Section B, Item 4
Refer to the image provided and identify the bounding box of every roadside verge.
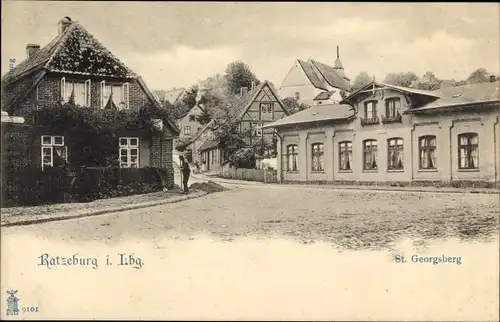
[192,173,499,194]
[1,190,209,228]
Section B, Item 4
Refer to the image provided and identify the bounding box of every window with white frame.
[252,122,263,136]
[60,77,91,107]
[41,135,67,170]
[100,81,130,110]
[184,126,191,135]
[260,103,273,114]
[256,122,263,136]
[119,137,139,168]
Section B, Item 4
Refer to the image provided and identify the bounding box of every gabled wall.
[177,105,204,141]
[278,60,326,106]
[239,83,286,146]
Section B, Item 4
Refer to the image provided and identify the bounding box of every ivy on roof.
[47,26,132,78]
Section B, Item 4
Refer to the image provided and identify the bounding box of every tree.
[411,71,441,90]
[351,71,372,92]
[180,85,198,109]
[224,61,260,95]
[282,97,311,114]
[161,100,181,119]
[197,107,212,125]
[211,106,246,158]
[383,72,418,87]
[466,68,490,84]
[282,97,300,114]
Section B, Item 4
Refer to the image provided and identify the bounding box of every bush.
[229,147,256,168]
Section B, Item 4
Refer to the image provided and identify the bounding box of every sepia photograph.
[1,1,499,320]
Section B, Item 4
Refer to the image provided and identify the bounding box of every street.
[1,182,499,320]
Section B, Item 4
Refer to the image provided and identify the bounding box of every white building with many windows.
[265,81,500,187]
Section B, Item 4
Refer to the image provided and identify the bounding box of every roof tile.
[410,81,500,111]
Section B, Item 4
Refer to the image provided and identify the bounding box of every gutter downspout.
[494,116,499,185]
[449,121,455,183]
[410,124,415,182]
[274,129,284,184]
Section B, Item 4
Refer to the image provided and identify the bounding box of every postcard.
[1,1,499,320]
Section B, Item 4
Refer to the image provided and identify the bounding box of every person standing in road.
[179,155,191,193]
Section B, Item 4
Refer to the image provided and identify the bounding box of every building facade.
[176,104,204,142]
[278,47,351,106]
[188,81,290,172]
[266,81,500,187]
[1,17,179,186]
[153,87,186,105]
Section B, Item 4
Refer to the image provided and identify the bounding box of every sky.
[1,2,499,91]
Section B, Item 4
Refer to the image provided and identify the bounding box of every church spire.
[334,45,347,80]
[334,46,344,70]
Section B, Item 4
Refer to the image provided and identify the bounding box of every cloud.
[120,45,242,90]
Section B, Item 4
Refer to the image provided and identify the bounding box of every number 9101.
[22,306,39,313]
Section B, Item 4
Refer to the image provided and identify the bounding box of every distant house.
[1,17,179,185]
[154,88,186,105]
[265,80,500,187]
[187,81,290,172]
[312,91,338,106]
[278,46,351,106]
[175,103,204,145]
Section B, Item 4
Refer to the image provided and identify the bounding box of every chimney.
[251,81,255,91]
[26,44,40,59]
[240,87,248,97]
[490,75,497,83]
[58,16,72,35]
[337,46,339,59]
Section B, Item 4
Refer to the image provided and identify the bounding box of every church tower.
[333,46,348,81]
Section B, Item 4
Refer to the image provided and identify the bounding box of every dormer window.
[364,101,377,120]
[361,100,379,125]
[100,81,129,110]
[60,78,91,107]
[386,98,401,118]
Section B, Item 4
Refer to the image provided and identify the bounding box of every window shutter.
[122,83,129,109]
[100,80,105,109]
[60,77,66,102]
[85,79,91,107]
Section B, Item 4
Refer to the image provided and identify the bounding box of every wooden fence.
[220,168,277,183]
